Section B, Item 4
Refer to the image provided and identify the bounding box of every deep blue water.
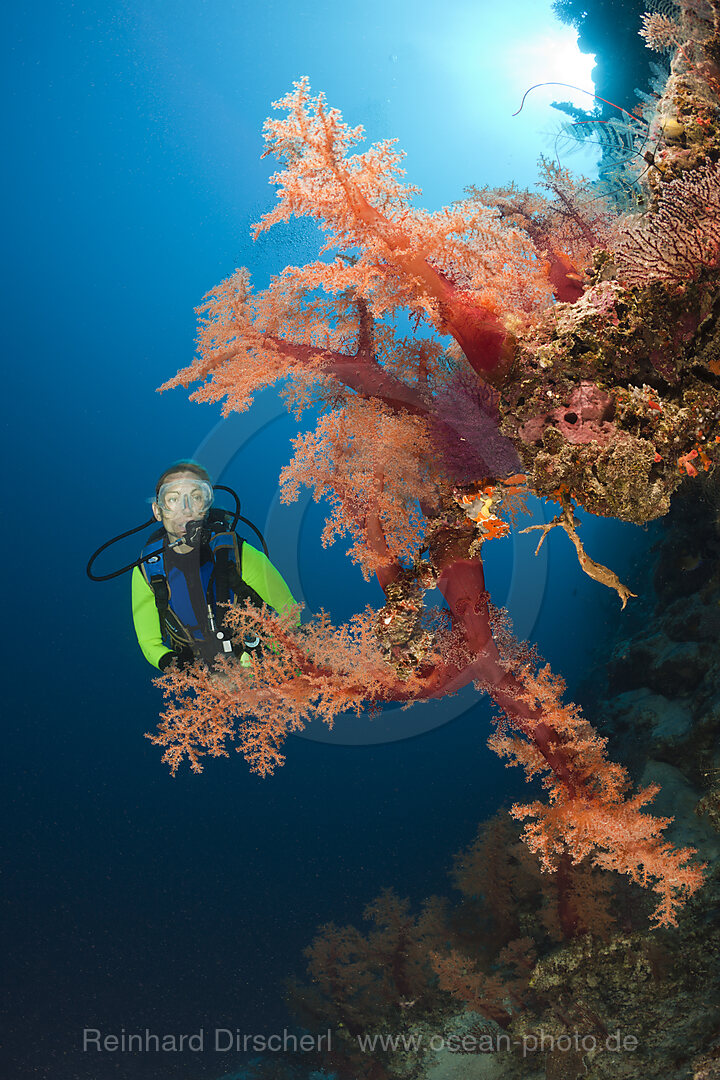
[4,3,653,1078]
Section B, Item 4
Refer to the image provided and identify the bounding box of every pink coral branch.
[426,542,705,925]
[319,138,516,382]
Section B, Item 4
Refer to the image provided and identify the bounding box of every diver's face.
[152,472,211,542]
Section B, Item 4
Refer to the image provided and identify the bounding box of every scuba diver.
[87,461,297,671]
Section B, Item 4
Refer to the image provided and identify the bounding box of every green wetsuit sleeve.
[131,566,173,669]
[241,543,298,619]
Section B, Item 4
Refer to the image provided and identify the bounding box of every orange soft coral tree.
[149,77,716,927]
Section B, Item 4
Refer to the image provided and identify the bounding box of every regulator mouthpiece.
[184,520,209,548]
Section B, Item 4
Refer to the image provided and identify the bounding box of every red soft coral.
[152,81,708,928]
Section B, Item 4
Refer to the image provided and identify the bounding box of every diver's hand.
[158,645,195,672]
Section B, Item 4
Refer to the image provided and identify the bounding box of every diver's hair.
[155,460,212,499]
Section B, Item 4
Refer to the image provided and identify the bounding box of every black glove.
[158,645,195,672]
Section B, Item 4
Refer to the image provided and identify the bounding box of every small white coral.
[640,11,684,50]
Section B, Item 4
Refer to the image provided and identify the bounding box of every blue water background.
[4,3,654,1077]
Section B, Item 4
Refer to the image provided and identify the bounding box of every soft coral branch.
[253,78,555,382]
[159,268,431,419]
[279,397,434,581]
[425,536,705,926]
[484,644,706,928]
[146,601,457,777]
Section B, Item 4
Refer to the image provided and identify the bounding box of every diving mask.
[156,478,214,516]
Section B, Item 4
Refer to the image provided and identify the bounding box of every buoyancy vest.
[139,512,264,660]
